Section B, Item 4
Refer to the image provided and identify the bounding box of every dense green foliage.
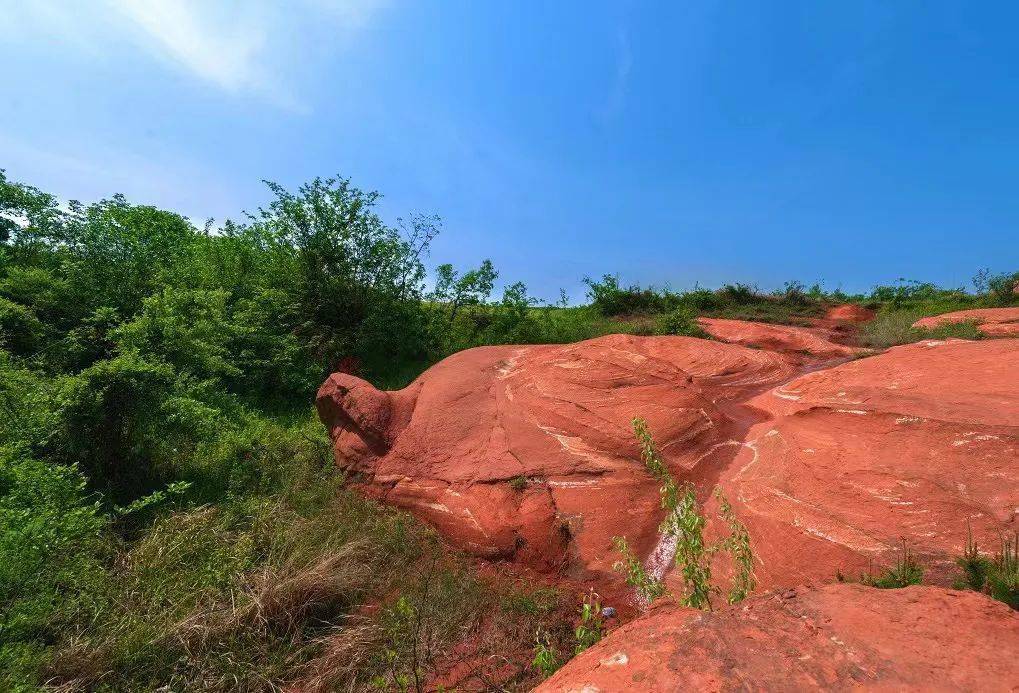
[0,171,581,691]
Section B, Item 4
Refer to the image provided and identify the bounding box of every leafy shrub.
[622,418,756,610]
[716,283,758,305]
[654,306,705,337]
[0,448,107,688]
[0,297,43,356]
[870,279,966,307]
[114,288,241,385]
[249,177,437,380]
[974,269,1019,305]
[0,353,59,451]
[53,353,190,501]
[583,274,673,316]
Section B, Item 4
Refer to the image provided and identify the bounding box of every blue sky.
[2,1,1018,300]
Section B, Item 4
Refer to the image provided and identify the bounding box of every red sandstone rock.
[711,338,1019,589]
[913,307,1019,337]
[318,334,1019,598]
[826,303,875,323]
[537,584,1019,692]
[697,317,862,358]
[317,334,800,583]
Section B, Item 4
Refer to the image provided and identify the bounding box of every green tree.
[114,288,241,385]
[247,177,437,378]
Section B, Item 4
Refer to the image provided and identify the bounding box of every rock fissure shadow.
[685,355,855,496]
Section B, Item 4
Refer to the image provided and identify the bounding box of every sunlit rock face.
[713,338,1019,589]
[317,333,800,582]
[318,331,1019,596]
[537,584,1019,692]
[697,316,862,357]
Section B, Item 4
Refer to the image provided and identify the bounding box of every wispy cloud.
[2,0,390,110]
[110,0,268,94]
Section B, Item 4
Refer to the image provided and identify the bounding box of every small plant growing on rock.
[956,526,1019,610]
[508,475,528,491]
[618,418,756,611]
[532,629,561,678]
[715,487,755,604]
[955,522,992,592]
[862,539,924,588]
[573,589,605,655]
[988,533,1019,609]
[612,536,666,604]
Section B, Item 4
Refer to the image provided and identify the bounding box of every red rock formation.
[318,334,1019,598]
[913,307,1019,337]
[537,584,1019,692]
[697,317,861,358]
[825,303,875,323]
[711,338,1019,589]
[317,334,800,583]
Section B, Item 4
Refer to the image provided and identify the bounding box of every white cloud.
[109,0,267,94]
[1,0,391,109]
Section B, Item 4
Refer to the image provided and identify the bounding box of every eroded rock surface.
[537,584,1019,692]
[697,317,861,358]
[712,338,1019,588]
[318,333,1019,595]
[913,307,1019,336]
[317,334,800,581]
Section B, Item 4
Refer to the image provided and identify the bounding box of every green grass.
[0,412,573,692]
[955,528,1019,610]
[859,308,984,349]
[862,541,924,589]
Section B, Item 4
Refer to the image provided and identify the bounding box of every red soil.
[826,303,876,323]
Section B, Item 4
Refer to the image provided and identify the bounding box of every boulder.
[537,584,1019,692]
[317,334,801,582]
[318,334,1019,598]
[913,307,1019,337]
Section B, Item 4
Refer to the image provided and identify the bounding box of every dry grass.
[33,489,573,692]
